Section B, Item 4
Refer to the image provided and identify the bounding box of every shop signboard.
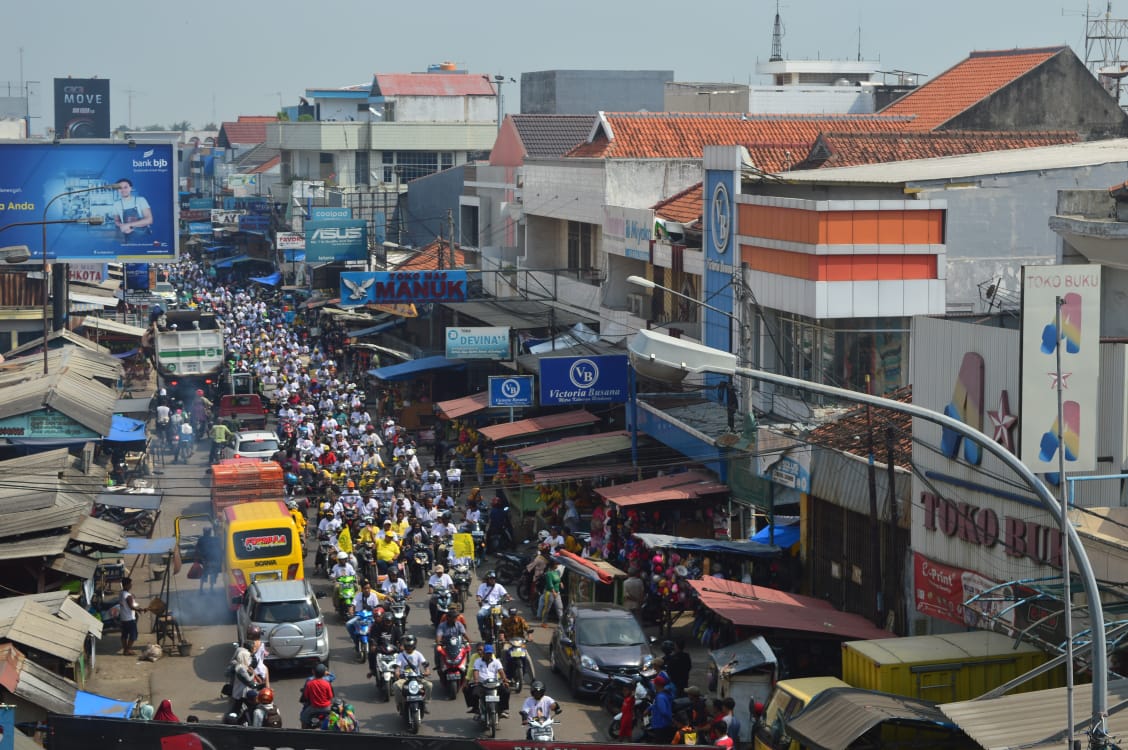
[603,204,655,260]
[310,206,352,220]
[307,219,367,263]
[238,214,270,233]
[188,197,213,210]
[489,375,534,407]
[124,263,149,291]
[188,222,212,235]
[68,263,108,283]
[540,354,629,405]
[0,409,100,441]
[0,141,177,261]
[339,270,467,307]
[446,327,510,359]
[276,232,305,250]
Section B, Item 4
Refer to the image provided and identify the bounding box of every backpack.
[261,706,283,728]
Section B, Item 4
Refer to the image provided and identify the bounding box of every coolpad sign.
[539,355,629,405]
[305,218,367,263]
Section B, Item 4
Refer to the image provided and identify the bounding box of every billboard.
[124,263,149,291]
[446,327,510,359]
[340,270,468,307]
[307,219,367,263]
[604,204,655,260]
[276,232,305,250]
[0,141,177,261]
[540,354,629,405]
[53,78,110,139]
[1019,265,1102,473]
[489,375,535,408]
[310,206,352,220]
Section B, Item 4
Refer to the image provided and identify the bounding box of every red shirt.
[619,695,635,740]
[716,736,734,748]
[302,678,334,708]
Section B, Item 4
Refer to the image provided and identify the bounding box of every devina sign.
[446,327,510,359]
[1019,264,1102,473]
[340,270,468,307]
[540,355,629,405]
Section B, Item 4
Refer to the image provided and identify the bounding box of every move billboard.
[0,141,177,261]
[307,219,367,263]
[53,78,110,139]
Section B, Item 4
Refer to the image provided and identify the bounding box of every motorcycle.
[92,504,157,537]
[601,667,658,715]
[430,586,454,627]
[608,681,653,740]
[400,668,426,734]
[315,532,335,577]
[504,637,534,693]
[495,552,528,585]
[385,591,409,640]
[464,521,486,567]
[478,678,503,738]
[527,714,561,742]
[486,604,507,650]
[299,668,337,729]
[371,633,398,702]
[451,562,472,607]
[335,575,358,620]
[351,608,374,662]
[409,548,430,589]
[355,543,378,585]
[436,634,470,698]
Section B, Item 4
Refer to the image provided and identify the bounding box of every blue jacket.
[650,684,676,730]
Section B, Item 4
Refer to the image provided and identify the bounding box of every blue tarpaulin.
[111,348,140,360]
[212,254,249,269]
[750,522,800,549]
[249,271,282,286]
[203,244,233,254]
[633,533,779,558]
[367,355,465,382]
[122,537,176,555]
[73,690,134,718]
[105,415,147,443]
[284,249,306,263]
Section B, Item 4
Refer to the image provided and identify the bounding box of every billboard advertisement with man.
[0,141,177,261]
[53,78,111,139]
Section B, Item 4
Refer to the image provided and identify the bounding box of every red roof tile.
[393,239,467,271]
[373,73,495,97]
[652,182,704,225]
[217,116,276,148]
[881,47,1065,130]
[798,129,1079,169]
[808,385,913,468]
[566,113,913,171]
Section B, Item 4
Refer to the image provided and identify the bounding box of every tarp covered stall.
[249,271,282,286]
[633,533,779,559]
[709,636,778,744]
[367,355,466,382]
[478,410,599,444]
[555,550,626,605]
[435,392,491,420]
[750,520,800,550]
[104,415,147,443]
[597,471,728,507]
[72,689,135,718]
[788,687,965,750]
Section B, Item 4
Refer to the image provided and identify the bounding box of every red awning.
[436,392,490,420]
[597,470,728,506]
[478,409,599,443]
[687,578,893,641]
[555,550,626,585]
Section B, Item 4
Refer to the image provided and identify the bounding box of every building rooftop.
[372,73,495,98]
[797,129,1079,169]
[652,182,704,225]
[510,114,598,159]
[217,115,276,148]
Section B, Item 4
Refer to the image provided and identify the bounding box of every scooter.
[371,632,398,702]
[609,681,654,740]
[430,586,454,626]
[409,548,430,589]
[478,678,503,738]
[436,634,470,698]
[399,668,426,734]
[350,608,374,662]
[451,562,472,607]
[526,713,561,742]
[385,590,408,640]
[504,636,534,693]
[335,574,358,620]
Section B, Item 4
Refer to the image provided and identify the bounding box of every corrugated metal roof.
[3,329,109,358]
[443,299,596,330]
[478,409,599,443]
[787,687,957,750]
[373,73,496,97]
[781,137,1128,185]
[515,339,625,373]
[940,678,1128,750]
[435,392,490,419]
[48,552,97,580]
[0,643,77,715]
[0,368,117,437]
[77,316,147,338]
[0,598,93,662]
[26,593,102,640]
[70,515,127,551]
[506,431,633,471]
[0,536,70,561]
[0,345,123,386]
[846,630,1043,665]
[597,470,728,506]
[530,462,638,482]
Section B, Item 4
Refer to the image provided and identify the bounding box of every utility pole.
[447,208,455,270]
[483,74,515,132]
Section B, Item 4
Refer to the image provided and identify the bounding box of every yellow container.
[841,630,1062,703]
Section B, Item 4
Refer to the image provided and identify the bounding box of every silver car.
[235,579,329,668]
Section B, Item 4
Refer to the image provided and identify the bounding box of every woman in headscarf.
[153,699,180,722]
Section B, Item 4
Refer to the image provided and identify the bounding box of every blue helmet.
[483,644,494,654]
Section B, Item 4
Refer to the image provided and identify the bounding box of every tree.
[202,122,218,131]
[276,111,290,122]
[169,120,192,132]
[142,124,164,131]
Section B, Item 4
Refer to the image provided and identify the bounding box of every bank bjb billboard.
[0,141,177,261]
[54,78,111,139]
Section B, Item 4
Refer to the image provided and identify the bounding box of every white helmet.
[337,551,348,561]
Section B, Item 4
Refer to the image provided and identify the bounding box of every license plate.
[406,695,424,702]
[510,649,526,657]
[446,672,461,680]
[485,695,500,702]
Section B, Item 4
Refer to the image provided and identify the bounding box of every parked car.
[224,430,280,461]
[548,603,654,697]
[235,578,329,668]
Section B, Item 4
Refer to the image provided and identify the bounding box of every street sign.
[489,375,534,408]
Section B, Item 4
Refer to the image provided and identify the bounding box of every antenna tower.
[769,0,785,62]
[1083,1,1128,104]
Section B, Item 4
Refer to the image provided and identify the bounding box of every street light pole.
[628,327,1110,746]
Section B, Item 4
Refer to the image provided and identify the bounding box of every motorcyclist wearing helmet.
[521,681,561,738]
[475,570,511,641]
[331,551,357,602]
[251,687,282,728]
[287,500,307,537]
[391,634,432,712]
[464,642,510,717]
[245,624,270,688]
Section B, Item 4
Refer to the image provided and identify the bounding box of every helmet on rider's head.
[196,389,204,396]
[661,639,676,656]
[401,634,417,650]
[257,688,275,704]
[538,530,550,542]
[337,551,348,562]
[507,607,518,618]
[530,681,546,699]
[485,570,497,580]
[246,625,263,640]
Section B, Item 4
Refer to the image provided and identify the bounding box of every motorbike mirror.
[559,637,573,648]
[648,636,658,645]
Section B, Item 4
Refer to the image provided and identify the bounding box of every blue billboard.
[489,375,535,408]
[310,206,353,220]
[0,141,177,261]
[446,327,510,359]
[340,270,468,307]
[124,263,149,291]
[540,354,629,405]
[306,219,367,263]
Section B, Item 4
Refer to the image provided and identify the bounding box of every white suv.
[235,579,329,668]
[225,430,280,461]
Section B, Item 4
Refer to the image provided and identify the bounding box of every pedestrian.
[118,577,144,656]
[539,559,563,628]
[194,528,222,592]
[667,637,693,696]
[713,720,734,749]
[153,699,180,722]
[623,567,645,619]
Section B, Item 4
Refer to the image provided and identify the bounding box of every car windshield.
[155,283,173,293]
[576,616,647,647]
[252,599,318,623]
[240,438,278,453]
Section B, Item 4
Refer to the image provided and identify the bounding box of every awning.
[597,470,728,506]
[527,323,600,354]
[348,318,403,340]
[436,392,491,420]
[78,317,146,339]
[507,431,632,471]
[69,291,117,308]
[367,355,466,381]
[203,244,233,253]
[111,348,140,359]
[73,690,135,718]
[0,643,77,715]
[709,635,777,676]
[249,271,282,286]
[302,297,337,310]
[122,536,176,555]
[212,254,250,268]
[104,414,147,442]
[479,409,599,443]
[788,687,958,750]
[114,397,151,416]
[515,339,625,373]
[687,578,893,640]
[555,549,625,584]
[95,489,162,512]
[444,299,596,330]
[633,533,780,558]
[751,521,800,549]
[531,462,638,482]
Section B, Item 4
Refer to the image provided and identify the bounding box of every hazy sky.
[0,0,1103,133]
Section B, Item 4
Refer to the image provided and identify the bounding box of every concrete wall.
[605,159,701,208]
[522,160,606,224]
[748,86,875,114]
[402,165,466,248]
[393,95,495,123]
[521,70,673,114]
[945,51,1128,139]
[316,98,373,122]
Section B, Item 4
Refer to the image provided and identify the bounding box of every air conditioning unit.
[627,293,646,317]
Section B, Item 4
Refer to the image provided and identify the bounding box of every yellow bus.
[220,500,304,609]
